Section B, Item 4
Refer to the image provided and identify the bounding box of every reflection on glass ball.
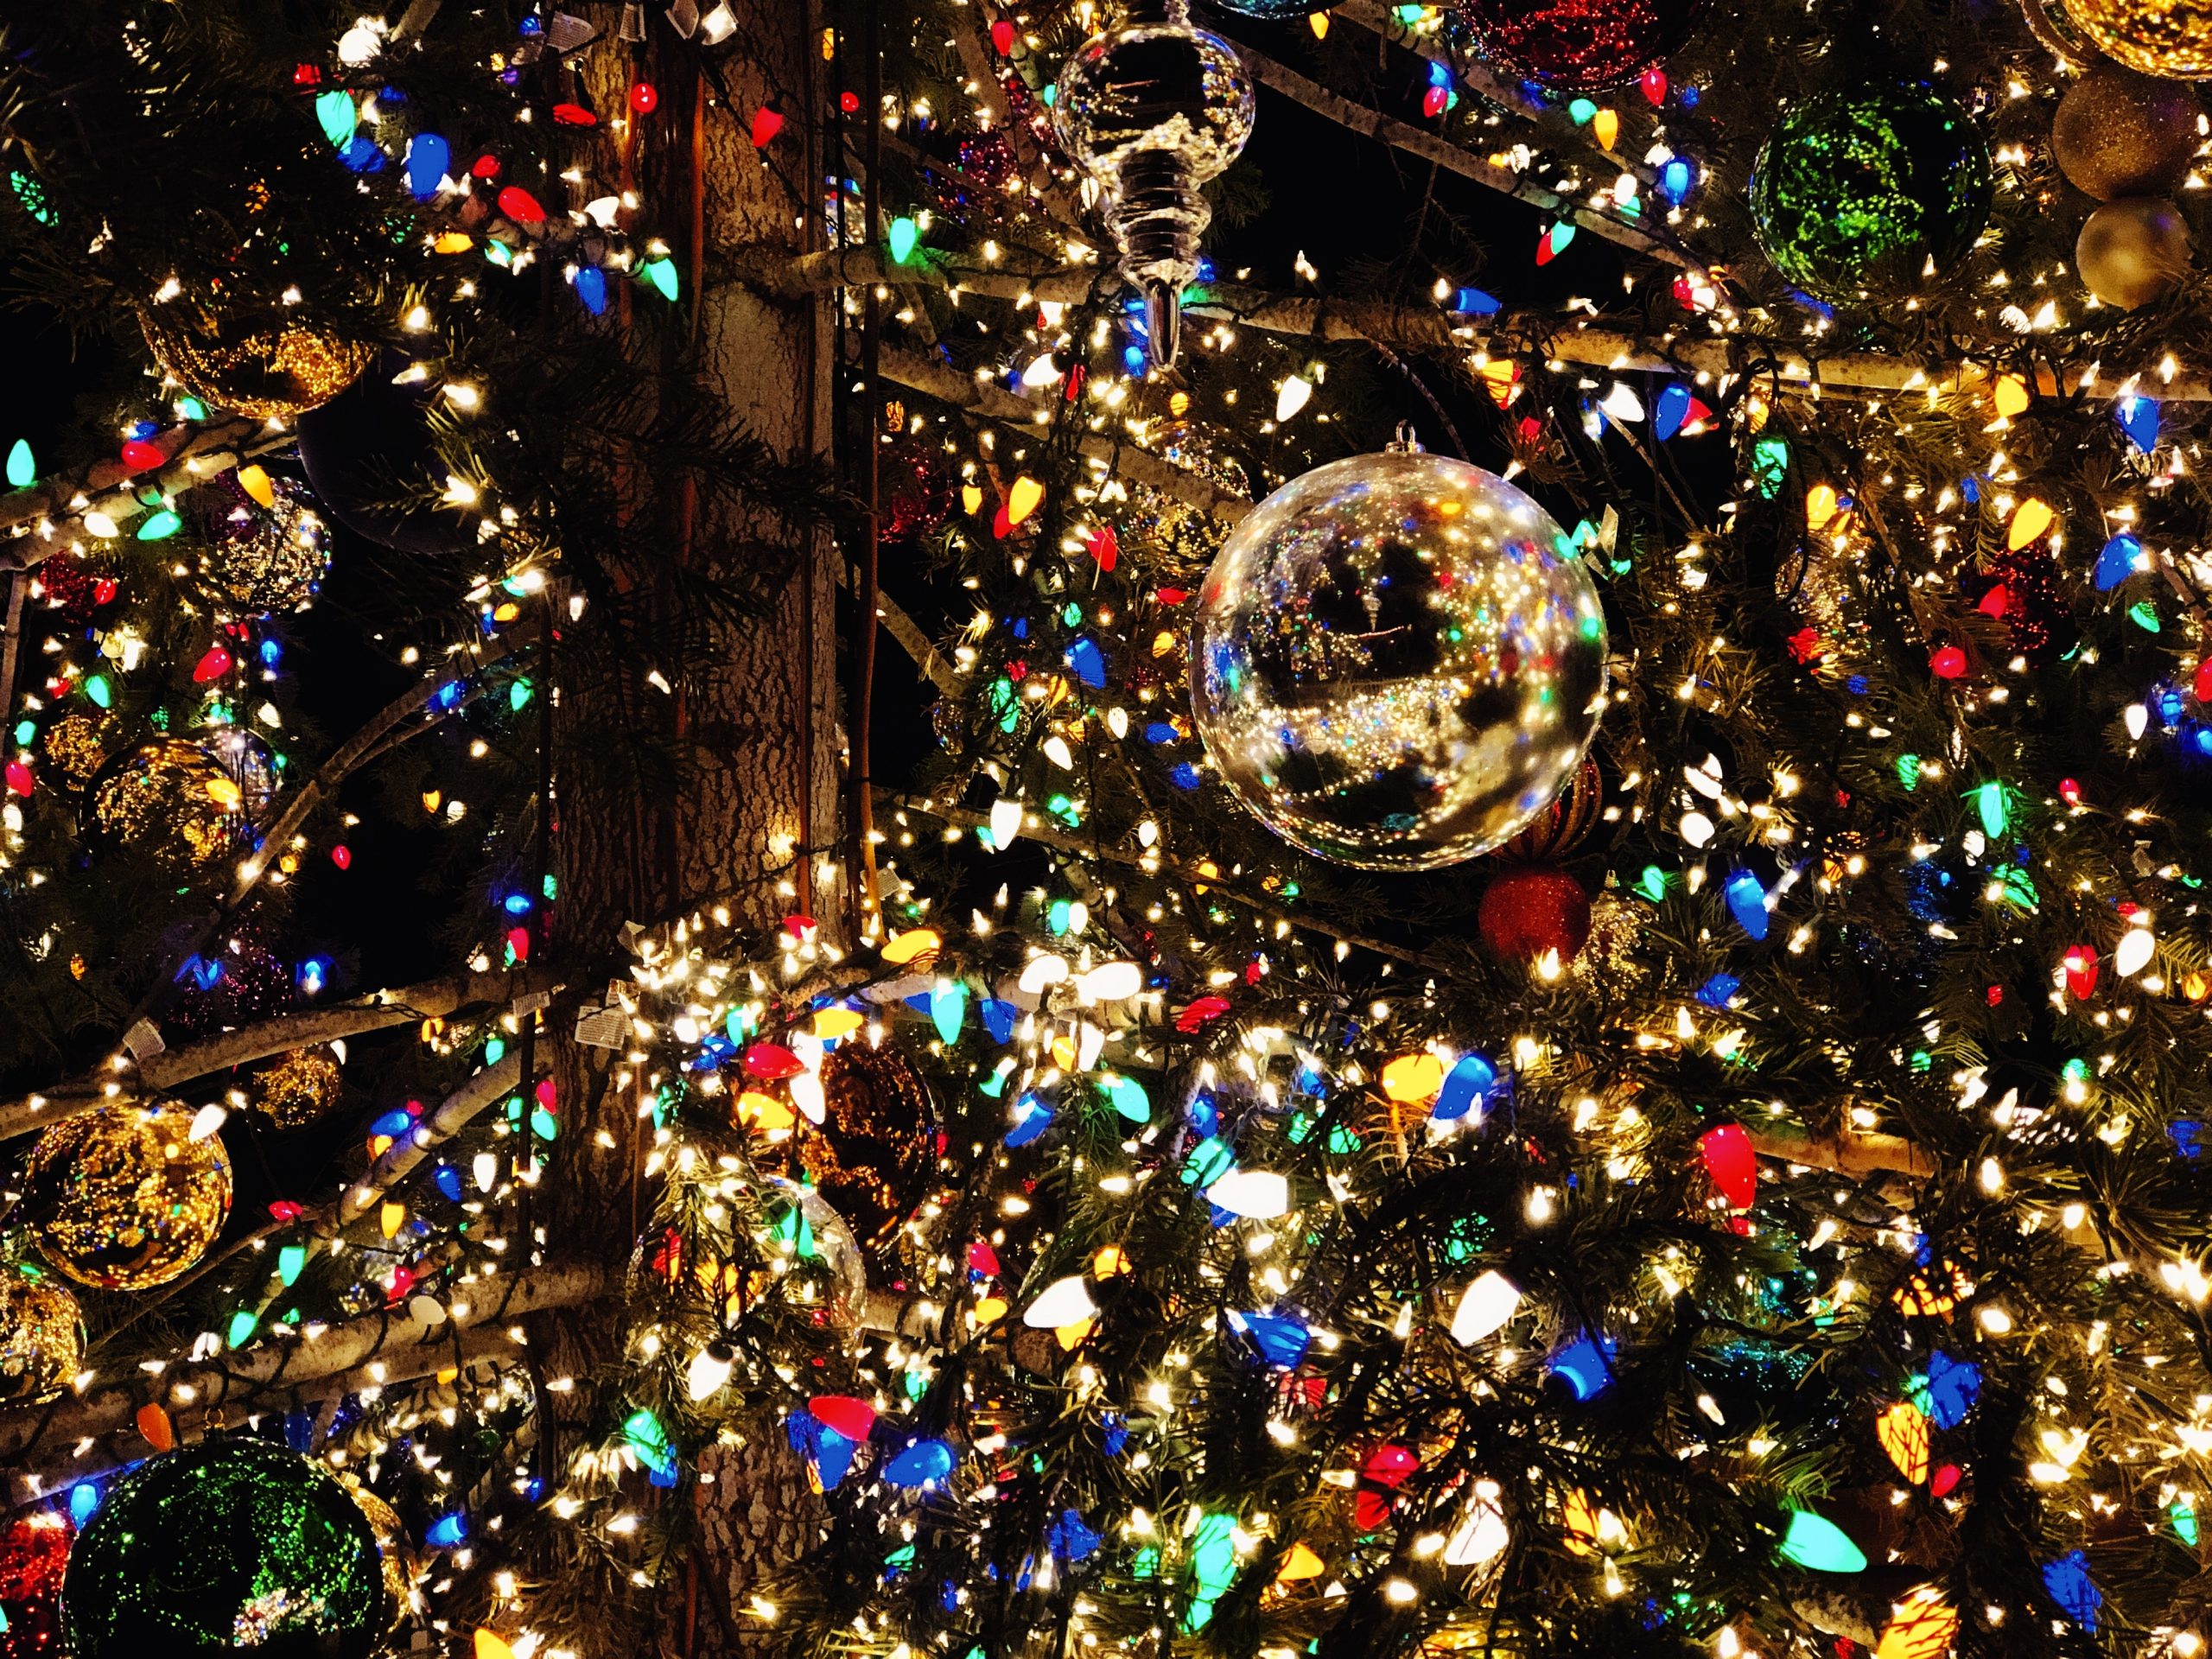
[251,1047,345,1130]
[60,1439,386,1659]
[20,1102,232,1291]
[0,1268,82,1405]
[1456,0,1710,95]
[1052,11,1255,187]
[39,715,107,792]
[187,474,333,616]
[139,304,373,423]
[340,1480,416,1637]
[2063,0,2212,78]
[92,739,239,870]
[1190,448,1608,870]
[762,1176,868,1328]
[1749,81,1992,302]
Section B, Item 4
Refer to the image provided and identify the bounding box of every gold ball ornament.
[251,1046,345,1129]
[18,1102,232,1290]
[0,1268,83,1403]
[91,738,247,871]
[343,1478,418,1634]
[2053,64,2203,200]
[139,303,374,423]
[2063,0,2212,77]
[2077,196,2194,306]
[40,714,109,791]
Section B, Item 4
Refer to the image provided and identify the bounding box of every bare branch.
[0,1263,610,1498]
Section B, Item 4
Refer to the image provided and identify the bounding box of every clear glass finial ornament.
[1052,0,1255,368]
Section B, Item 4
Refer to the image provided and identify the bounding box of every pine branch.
[0,1263,607,1503]
[0,965,557,1142]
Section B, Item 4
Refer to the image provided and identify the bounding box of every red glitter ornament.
[1455,0,1711,97]
[1478,867,1592,964]
[0,1514,70,1659]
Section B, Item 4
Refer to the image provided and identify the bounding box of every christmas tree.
[4,1,2212,1656]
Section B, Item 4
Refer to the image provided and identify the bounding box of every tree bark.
[537,8,838,1655]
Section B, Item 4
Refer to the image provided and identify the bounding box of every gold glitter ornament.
[1570,893,1649,991]
[0,1267,83,1403]
[2052,64,2202,200]
[40,714,108,791]
[91,738,248,871]
[251,1047,345,1129]
[186,473,334,616]
[139,303,373,423]
[19,1102,232,1290]
[2063,0,2212,78]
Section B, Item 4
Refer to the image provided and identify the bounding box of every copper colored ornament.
[804,1041,939,1256]
[251,1047,345,1130]
[2053,65,2202,200]
[139,303,373,423]
[342,1480,418,1635]
[1497,756,1602,861]
[1478,866,1593,964]
[39,715,107,792]
[2076,196,2193,307]
[91,739,249,872]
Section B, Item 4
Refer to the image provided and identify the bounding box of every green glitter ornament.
[60,1438,387,1658]
[1748,81,1993,302]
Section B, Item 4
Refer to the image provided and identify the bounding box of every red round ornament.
[0,1514,71,1659]
[1455,0,1711,97]
[1478,867,1592,964]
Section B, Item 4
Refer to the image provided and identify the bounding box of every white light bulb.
[1450,1270,1521,1345]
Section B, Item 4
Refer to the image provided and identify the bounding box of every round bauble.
[60,1438,386,1659]
[296,349,478,557]
[92,738,250,872]
[38,715,107,792]
[139,305,373,423]
[18,1102,232,1291]
[1454,0,1711,96]
[0,1515,71,1659]
[2077,196,2193,306]
[1205,0,1333,14]
[251,1047,345,1130]
[880,435,957,542]
[0,1268,82,1405]
[2062,0,2212,79]
[762,1175,868,1326]
[341,1480,416,1637]
[1478,866,1593,964]
[2053,64,2202,200]
[1497,754,1602,861]
[1749,81,1993,301]
[804,1043,939,1255]
[1189,446,1609,870]
[184,473,332,615]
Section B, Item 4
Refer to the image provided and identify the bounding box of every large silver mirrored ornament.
[1053,0,1255,367]
[1190,442,1609,870]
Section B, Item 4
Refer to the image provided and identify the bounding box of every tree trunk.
[537,5,840,1654]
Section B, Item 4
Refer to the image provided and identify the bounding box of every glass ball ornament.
[340,1480,416,1637]
[251,1047,346,1130]
[38,714,108,792]
[92,738,252,872]
[2063,0,2212,78]
[139,302,373,423]
[1748,81,1993,301]
[1206,0,1334,13]
[0,1267,82,1405]
[60,1438,388,1659]
[185,473,333,616]
[1052,0,1255,365]
[762,1175,868,1326]
[1189,440,1609,870]
[18,1102,232,1291]
[1454,0,1711,96]
[2052,65,2202,201]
